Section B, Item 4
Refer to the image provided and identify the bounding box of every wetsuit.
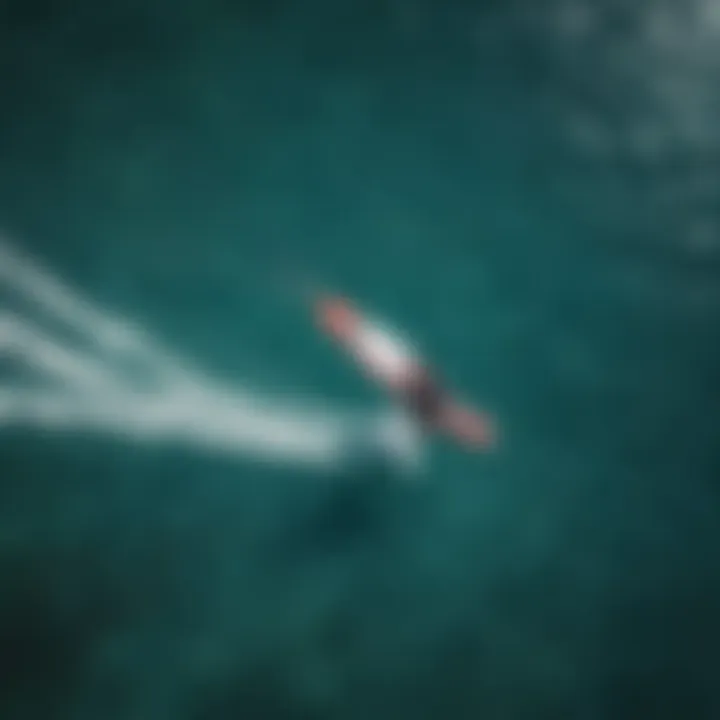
[403,371,444,427]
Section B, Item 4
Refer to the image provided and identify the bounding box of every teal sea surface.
[1,2,718,718]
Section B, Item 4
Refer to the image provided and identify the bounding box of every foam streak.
[0,236,419,471]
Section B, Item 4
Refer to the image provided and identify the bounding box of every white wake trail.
[0,236,422,472]
[0,388,369,467]
[0,236,216,397]
[0,312,127,392]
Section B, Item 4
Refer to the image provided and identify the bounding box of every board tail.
[439,403,495,450]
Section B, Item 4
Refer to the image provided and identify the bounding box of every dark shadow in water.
[265,465,426,570]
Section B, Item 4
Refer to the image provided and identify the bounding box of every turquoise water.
[1,2,718,718]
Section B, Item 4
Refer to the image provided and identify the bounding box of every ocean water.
[1,1,718,718]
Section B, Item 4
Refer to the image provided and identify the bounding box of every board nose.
[316,297,357,337]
